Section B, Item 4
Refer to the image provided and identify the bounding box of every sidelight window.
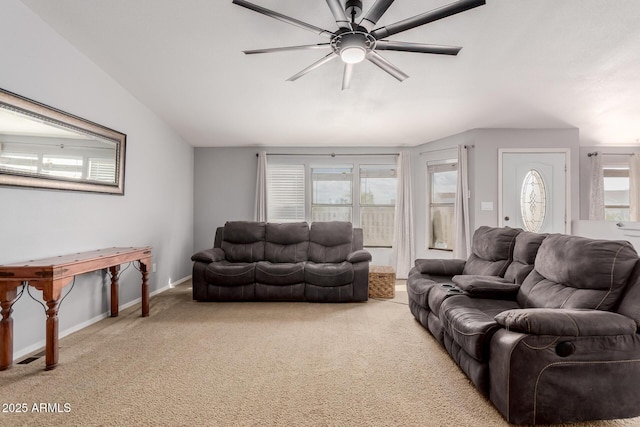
[428,160,457,250]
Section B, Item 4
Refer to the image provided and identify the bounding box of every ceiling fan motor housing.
[331,31,375,63]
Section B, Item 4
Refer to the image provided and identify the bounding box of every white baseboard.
[170,275,192,287]
[14,274,192,361]
[15,312,110,361]
[114,275,192,311]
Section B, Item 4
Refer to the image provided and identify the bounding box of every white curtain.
[588,152,605,220]
[630,153,640,222]
[254,151,267,222]
[392,151,415,279]
[453,145,471,259]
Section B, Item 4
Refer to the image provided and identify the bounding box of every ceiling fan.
[232,0,486,90]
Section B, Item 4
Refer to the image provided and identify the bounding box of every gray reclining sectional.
[192,221,371,302]
[408,226,640,424]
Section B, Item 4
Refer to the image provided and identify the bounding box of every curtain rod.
[419,145,474,156]
[587,151,636,157]
[257,152,399,157]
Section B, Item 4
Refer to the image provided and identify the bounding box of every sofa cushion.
[220,221,265,263]
[440,296,519,362]
[462,226,520,277]
[517,235,639,310]
[264,222,309,263]
[255,261,305,286]
[304,261,354,287]
[407,275,439,309]
[428,284,464,315]
[503,232,547,284]
[308,222,353,263]
[205,261,255,286]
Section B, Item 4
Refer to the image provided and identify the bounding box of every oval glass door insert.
[520,169,546,232]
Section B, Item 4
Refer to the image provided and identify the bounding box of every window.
[360,165,397,247]
[520,169,547,233]
[40,155,83,179]
[267,164,305,223]
[428,160,457,250]
[604,166,630,221]
[88,157,116,183]
[311,166,353,222]
[266,158,397,247]
[0,151,39,174]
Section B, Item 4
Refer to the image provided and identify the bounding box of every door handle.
[504,216,510,221]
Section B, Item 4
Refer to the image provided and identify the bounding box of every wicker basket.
[369,265,396,298]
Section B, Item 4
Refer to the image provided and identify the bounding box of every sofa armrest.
[347,249,372,263]
[495,308,638,337]
[452,275,519,299]
[191,248,225,263]
[414,259,466,275]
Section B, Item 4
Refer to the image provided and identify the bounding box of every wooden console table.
[0,247,151,371]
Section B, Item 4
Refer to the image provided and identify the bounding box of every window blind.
[88,158,116,183]
[267,164,305,223]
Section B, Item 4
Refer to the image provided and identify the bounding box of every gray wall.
[194,147,257,251]
[1,0,194,359]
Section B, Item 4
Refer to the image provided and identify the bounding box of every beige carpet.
[2,281,639,427]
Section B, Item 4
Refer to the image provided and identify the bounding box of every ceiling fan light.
[341,46,366,64]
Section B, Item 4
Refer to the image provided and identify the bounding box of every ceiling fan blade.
[287,52,340,82]
[244,43,331,55]
[360,0,395,32]
[342,63,354,90]
[371,0,485,39]
[375,40,461,55]
[326,0,351,29]
[233,0,334,38]
[367,52,409,82]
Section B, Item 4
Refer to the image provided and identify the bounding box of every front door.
[500,150,569,234]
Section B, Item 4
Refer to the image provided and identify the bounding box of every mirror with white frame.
[0,88,125,195]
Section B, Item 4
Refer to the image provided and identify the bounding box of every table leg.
[109,265,120,317]
[139,259,150,317]
[0,284,19,371]
[41,280,65,371]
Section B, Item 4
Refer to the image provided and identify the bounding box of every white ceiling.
[18,0,640,148]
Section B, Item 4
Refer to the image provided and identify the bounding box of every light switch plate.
[481,202,494,211]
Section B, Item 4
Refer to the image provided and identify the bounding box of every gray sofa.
[192,221,371,302]
[408,226,640,424]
